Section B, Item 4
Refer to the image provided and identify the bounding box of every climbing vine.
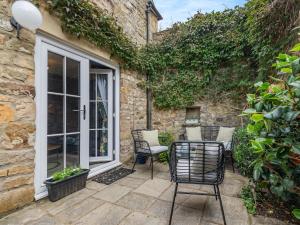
[46,0,300,109]
[47,0,138,68]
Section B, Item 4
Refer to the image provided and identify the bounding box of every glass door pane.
[47,51,82,177]
[89,70,113,163]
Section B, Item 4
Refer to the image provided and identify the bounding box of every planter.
[137,154,148,164]
[45,169,90,202]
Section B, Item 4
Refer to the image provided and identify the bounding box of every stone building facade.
[0,0,241,216]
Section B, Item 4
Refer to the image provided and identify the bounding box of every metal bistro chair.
[168,141,227,225]
[185,126,235,172]
[131,129,168,179]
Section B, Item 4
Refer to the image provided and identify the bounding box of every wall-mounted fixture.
[11,0,43,38]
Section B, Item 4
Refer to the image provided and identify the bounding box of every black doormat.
[92,167,134,185]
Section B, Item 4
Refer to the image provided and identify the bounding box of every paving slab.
[55,197,104,224]
[172,205,202,225]
[119,212,165,225]
[74,202,130,225]
[116,192,156,211]
[134,178,171,198]
[181,194,208,211]
[86,181,108,191]
[250,215,295,225]
[158,184,189,204]
[93,184,132,203]
[202,195,250,225]
[43,188,97,215]
[146,199,179,219]
[24,214,61,225]
[116,176,146,189]
[0,204,46,225]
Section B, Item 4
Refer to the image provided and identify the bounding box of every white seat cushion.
[138,145,168,154]
[186,126,202,141]
[142,130,160,146]
[216,127,235,142]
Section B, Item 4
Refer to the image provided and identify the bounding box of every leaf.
[291,43,300,52]
[243,108,256,114]
[253,162,263,181]
[282,178,294,190]
[292,58,300,75]
[255,102,264,112]
[292,209,300,219]
[251,140,264,153]
[289,81,300,89]
[292,144,300,154]
[264,107,283,120]
[251,113,264,122]
[283,111,300,122]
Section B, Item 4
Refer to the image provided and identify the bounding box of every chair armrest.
[134,140,152,154]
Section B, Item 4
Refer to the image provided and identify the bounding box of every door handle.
[72,105,86,120]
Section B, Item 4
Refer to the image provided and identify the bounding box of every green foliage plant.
[292,208,300,220]
[52,167,82,182]
[241,185,257,215]
[158,131,175,163]
[45,0,300,110]
[233,127,256,177]
[46,0,138,68]
[242,42,300,203]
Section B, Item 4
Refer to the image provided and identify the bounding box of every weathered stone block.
[0,185,34,215]
[1,174,33,191]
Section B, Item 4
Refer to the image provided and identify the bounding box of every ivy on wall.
[47,0,138,68]
[46,0,300,109]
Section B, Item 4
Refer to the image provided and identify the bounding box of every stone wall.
[93,0,149,45]
[0,1,36,215]
[120,70,147,162]
[152,99,243,140]
[0,0,157,216]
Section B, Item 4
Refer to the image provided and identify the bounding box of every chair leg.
[169,183,178,225]
[213,185,218,200]
[230,152,235,173]
[131,155,138,173]
[151,156,154,179]
[216,185,227,225]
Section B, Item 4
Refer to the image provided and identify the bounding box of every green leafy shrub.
[233,128,256,177]
[242,42,300,203]
[158,131,175,163]
[52,167,82,182]
[292,208,300,219]
[241,185,257,215]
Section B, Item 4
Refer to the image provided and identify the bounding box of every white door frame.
[34,35,121,199]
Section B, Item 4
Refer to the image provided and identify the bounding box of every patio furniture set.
[131,126,236,225]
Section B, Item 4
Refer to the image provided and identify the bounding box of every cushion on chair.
[216,127,235,142]
[142,130,160,146]
[186,126,202,141]
[138,145,168,154]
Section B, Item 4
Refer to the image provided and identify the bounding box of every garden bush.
[242,42,300,212]
[158,131,175,163]
[233,128,256,177]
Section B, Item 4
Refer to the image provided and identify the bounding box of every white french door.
[39,43,89,181]
[35,37,120,198]
[89,69,113,162]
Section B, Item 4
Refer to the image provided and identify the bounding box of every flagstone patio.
[0,162,290,225]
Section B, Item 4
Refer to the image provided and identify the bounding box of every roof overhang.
[148,0,163,21]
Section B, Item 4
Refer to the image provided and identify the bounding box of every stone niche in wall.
[184,106,201,126]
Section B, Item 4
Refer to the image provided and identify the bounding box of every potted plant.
[45,167,90,202]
